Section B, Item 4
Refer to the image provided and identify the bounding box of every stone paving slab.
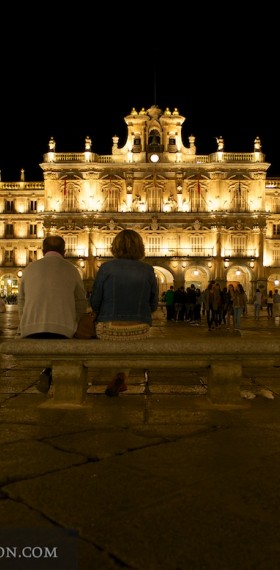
[0,440,86,485]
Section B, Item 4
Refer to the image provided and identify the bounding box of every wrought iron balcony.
[223,248,257,257]
[64,249,86,258]
[95,247,214,258]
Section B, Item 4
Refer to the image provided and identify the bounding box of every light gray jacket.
[18,252,88,338]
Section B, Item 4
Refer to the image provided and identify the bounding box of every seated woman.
[90,229,158,396]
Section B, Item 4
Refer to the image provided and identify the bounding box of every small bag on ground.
[74,312,97,339]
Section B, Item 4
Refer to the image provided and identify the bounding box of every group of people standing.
[205,282,247,331]
[163,284,202,324]
[163,281,248,331]
[254,288,280,319]
[163,281,280,331]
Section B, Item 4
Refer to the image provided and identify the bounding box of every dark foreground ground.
[0,305,280,570]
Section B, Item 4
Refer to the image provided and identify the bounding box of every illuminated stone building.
[1,104,280,301]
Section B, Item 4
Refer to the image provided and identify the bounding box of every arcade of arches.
[1,265,279,303]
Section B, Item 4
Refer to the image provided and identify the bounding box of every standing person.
[212,282,223,328]
[160,291,166,302]
[273,289,280,318]
[165,285,175,321]
[203,282,215,331]
[90,229,158,396]
[221,286,228,325]
[232,283,247,331]
[253,288,262,320]
[267,290,274,319]
[174,286,187,321]
[193,287,202,324]
[186,284,197,323]
[17,235,88,393]
[0,297,6,313]
[243,289,248,316]
[225,283,235,330]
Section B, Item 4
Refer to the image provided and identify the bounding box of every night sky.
[1,10,279,182]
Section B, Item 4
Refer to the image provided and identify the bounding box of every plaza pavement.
[0,305,280,569]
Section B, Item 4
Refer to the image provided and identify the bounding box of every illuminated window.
[272,198,280,214]
[190,236,205,255]
[272,224,280,236]
[104,236,113,256]
[230,236,247,256]
[30,200,37,212]
[272,249,280,262]
[5,200,14,213]
[189,184,203,212]
[233,183,247,211]
[29,249,37,262]
[29,224,37,237]
[65,236,78,257]
[146,237,161,255]
[4,250,13,263]
[5,224,13,237]
[147,187,161,211]
[106,188,119,212]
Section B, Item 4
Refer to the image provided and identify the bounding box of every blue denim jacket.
[90,258,158,325]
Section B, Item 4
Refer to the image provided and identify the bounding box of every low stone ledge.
[1,337,280,357]
[1,337,279,407]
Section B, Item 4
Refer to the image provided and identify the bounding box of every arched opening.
[153,266,174,299]
[0,273,20,303]
[183,265,211,291]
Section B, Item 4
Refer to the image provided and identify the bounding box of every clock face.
[150,153,160,163]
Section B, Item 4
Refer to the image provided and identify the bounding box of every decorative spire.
[216,136,224,151]
[254,136,261,151]
[85,136,92,151]
[48,137,56,152]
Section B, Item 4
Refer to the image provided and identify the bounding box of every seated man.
[17,235,88,393]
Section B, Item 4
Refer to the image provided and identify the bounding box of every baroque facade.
[1,104,280,302]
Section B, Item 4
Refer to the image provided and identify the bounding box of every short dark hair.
[43,236,65,255]
[111,229,145,260]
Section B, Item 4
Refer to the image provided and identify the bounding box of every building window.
[272,198,280,213]
[4,250,14,263]
[29,224,37,237]
[107,188,119,212]
[132,137,141,152]
[147,187,161,212]
[189,184,203,212]
[62,182,78,212]
[190,236,205,255]
[30,200,37,212]
[5,200,14,213]
[273,248,280,261]
[273,224,280,237]
[168,137,177,152]
[5,224,13,237]
[65,236,78,257]
[146,236,161,255]
[104,236,113,256]
[95,236,113,257]
[29,249,37,262]
[233,183,247,211]
[230,235,247,255]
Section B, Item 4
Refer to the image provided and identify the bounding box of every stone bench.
[1,337,280,407]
